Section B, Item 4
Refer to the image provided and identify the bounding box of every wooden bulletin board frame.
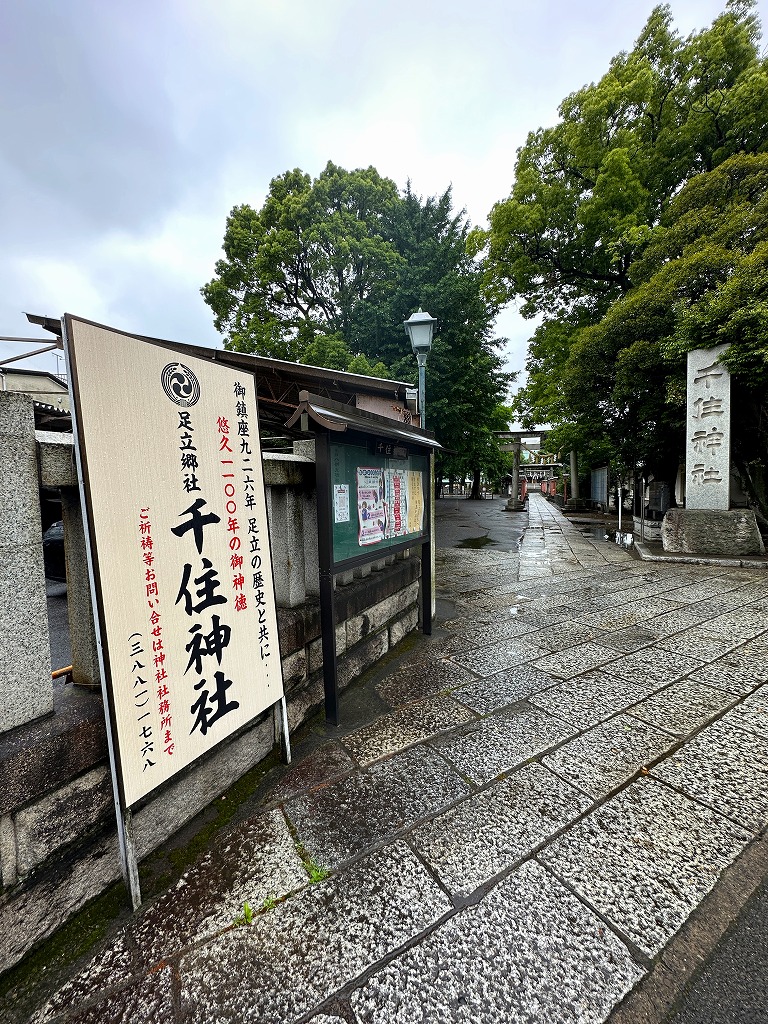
[328,439,429,568]
[314,429,435,725]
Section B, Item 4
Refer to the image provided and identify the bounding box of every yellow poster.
[406,470,424,535]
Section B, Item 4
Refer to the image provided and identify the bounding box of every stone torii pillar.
[505,441,526,512]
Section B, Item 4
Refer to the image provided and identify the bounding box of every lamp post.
[403,309,436,429]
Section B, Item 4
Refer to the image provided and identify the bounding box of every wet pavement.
[10,492,768,1023]
[46,581,71,673]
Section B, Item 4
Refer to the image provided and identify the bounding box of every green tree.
[202,162,402,358]
[482,0,768,494]
[578,153,768,516]
[203,166,512,486]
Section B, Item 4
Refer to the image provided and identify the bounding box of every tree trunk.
[470,468,482,499]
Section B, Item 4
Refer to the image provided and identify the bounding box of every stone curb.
[634,542,768,570]
[609,827,768,1024]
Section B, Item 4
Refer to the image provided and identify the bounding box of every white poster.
[333,483,350,524]
[357,466,388,545]
[406,470,424,534]
[66,317,284,806]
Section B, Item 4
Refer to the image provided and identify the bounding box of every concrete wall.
[0,401,422,973]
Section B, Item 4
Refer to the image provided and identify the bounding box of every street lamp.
[403,308,436,429]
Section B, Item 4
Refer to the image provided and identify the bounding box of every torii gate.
[495,429,557,510]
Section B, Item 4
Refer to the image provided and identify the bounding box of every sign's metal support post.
[316,434,340,725]
[122,808,142,911]
[274,696,292,764]
[62,317,143,911]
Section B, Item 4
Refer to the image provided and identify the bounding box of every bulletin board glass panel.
[329,439,429,565]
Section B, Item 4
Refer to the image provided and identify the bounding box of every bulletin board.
[328,439,429,566]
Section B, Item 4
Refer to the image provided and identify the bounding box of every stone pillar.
[661,345,763,555]
[302,493,319,597]
[685,344,730,509]
[0,392,54,731]
[61,488,100,687]
[265,487,307,608]
[37,432,101,689]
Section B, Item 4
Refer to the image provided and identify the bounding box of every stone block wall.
[0,435,423,974]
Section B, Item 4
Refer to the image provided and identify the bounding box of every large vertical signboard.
[65,317,284,808]
[685,344,731,510]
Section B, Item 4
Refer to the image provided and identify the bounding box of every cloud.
[1,0,765,383]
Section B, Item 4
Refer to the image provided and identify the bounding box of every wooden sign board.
[65,316,284,807]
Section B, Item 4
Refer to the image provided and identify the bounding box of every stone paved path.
[20,493,768,1023]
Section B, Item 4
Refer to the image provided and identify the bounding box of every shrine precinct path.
[15,490,768,1024]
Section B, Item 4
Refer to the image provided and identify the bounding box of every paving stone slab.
[718,640,768,682]
[128,807,309,968]
[433,706,577,785]
[526,594,584,613]
[613,582,689,604]
[655,626,740,662]
[540,777,750,959]
[519,568,558,581]
[179,842,452,1024]
[543,714,677,799]
[533,642,619,679]
[427,617,546,657]
[31,936,136,1024]
[594,626,658,652]
[686,657,762,696]
[410,762,592,896]
[34,966,175,1024]
[450,638,545,676]
[452,664,558,714]
[596,575,658,593]
[340,694,475,766]
[652,719,768,831]
[720,685,768,739]
[553,596,622,615]
[350,859,643,1024]
[688,594,755,618]
[667,581,743,603]
[707,610,768,639]
[449,567,519,593]
[375,659,474,706]
[529,671,654,730]
[603,648,705,687]
[268,742,356,804]
[703,717,768,766]
[626,680,737,736]
[284,745,470,868]
[529,620,613,652]
[579,600,685,631]
[640,608,709,637]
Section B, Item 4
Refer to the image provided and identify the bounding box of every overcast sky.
[2,0,765,391]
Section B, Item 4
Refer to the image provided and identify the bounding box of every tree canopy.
[481,0,768,510]
[203,162,513,487]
